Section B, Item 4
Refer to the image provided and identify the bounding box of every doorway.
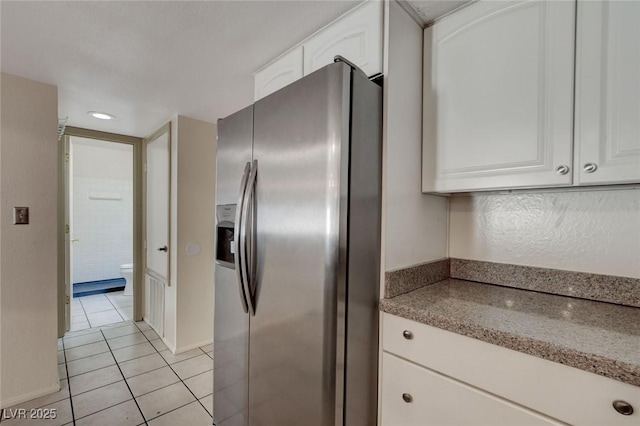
[58,127,144,336]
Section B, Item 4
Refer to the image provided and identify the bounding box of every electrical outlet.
[13,207,29,225]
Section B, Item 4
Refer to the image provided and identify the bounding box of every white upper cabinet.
[423,0,576,192]
[303,0,383,77]
[254,1,383,102]
[254,46,304,101]
[574,0,640,185]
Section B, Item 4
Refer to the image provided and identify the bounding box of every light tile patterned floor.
[70,291,134,331]
[1,321,213,425]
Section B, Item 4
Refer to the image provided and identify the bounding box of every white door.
[574,0,640,185]
[64,137,72,332]
[145,126,170,283]
[423,0,576,192]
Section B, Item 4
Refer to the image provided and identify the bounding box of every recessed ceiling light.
[88,111,115,120]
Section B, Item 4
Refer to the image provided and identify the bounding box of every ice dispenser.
[216,204,236,268]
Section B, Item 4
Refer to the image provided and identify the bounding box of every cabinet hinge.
[65,224,70,234]
[65,153,70,163]
[66,295,70,304]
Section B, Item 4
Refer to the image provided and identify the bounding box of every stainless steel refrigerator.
[213,60,381,426]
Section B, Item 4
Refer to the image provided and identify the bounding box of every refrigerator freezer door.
[214,106,253,426]
[249,62,351,426]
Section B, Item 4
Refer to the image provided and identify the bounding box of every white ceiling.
[1,1,362,137]
[1,1,470,138]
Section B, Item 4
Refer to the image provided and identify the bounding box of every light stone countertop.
[379,279,640,387]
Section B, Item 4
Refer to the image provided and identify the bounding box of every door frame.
[57,127,144,337]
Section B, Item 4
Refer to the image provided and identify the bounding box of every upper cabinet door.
[254,46,303,101]
[574,0,640,185]
[303,0,383,77]
[423,0,576,192]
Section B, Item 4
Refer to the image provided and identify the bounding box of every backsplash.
[384,258,449,298]
[384,258,640,308]
[448,189,640,279]
[450,258,640,308]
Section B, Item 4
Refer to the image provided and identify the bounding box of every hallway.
[70,292,133,331]
[1,321,213,425]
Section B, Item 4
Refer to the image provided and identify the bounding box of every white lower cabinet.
[381,352,560,425]
[380,313,640,426]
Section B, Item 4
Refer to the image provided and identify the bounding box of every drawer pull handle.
[402,330,413,340]
[402,393,413,403]
[613,400,634,416]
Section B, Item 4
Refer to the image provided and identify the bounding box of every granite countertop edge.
[379,296,640,387]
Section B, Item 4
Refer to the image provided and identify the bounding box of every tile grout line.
[66,338,159,366]
[64,328,145,353]
[61,338,78,426]
[66,363,171,401]
[104,294,126,323]
[135,323,214,420]
[65,321,136,339]
[97,328,149,426]
[77,295,94,329]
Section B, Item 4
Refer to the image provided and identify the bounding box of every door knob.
[157,246,168,252]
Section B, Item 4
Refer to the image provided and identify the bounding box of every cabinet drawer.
[382,312,640,426]
[382,352,560,425]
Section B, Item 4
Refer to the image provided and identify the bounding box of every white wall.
[449,189,640,278]
[175,116,216,351]
[163,115,215,353]
[71,138,133,283]
[0,73,59,407]
[383,0,449,274]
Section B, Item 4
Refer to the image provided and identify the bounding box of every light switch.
[13,207,29,225]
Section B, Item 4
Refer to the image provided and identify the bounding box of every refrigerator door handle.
[240,159,258,316]
[234,161,251,313]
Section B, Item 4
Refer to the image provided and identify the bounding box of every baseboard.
[162,336,177,353]
[141,317,211,355]
[0,381,60,410]
[174,338,213,355]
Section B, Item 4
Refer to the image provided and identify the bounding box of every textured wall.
[449,189,640,278]
[0,73,59,407]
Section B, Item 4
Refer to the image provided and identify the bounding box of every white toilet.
[120,263,134,296]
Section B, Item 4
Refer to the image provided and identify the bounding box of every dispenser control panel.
[216,204,236,269]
